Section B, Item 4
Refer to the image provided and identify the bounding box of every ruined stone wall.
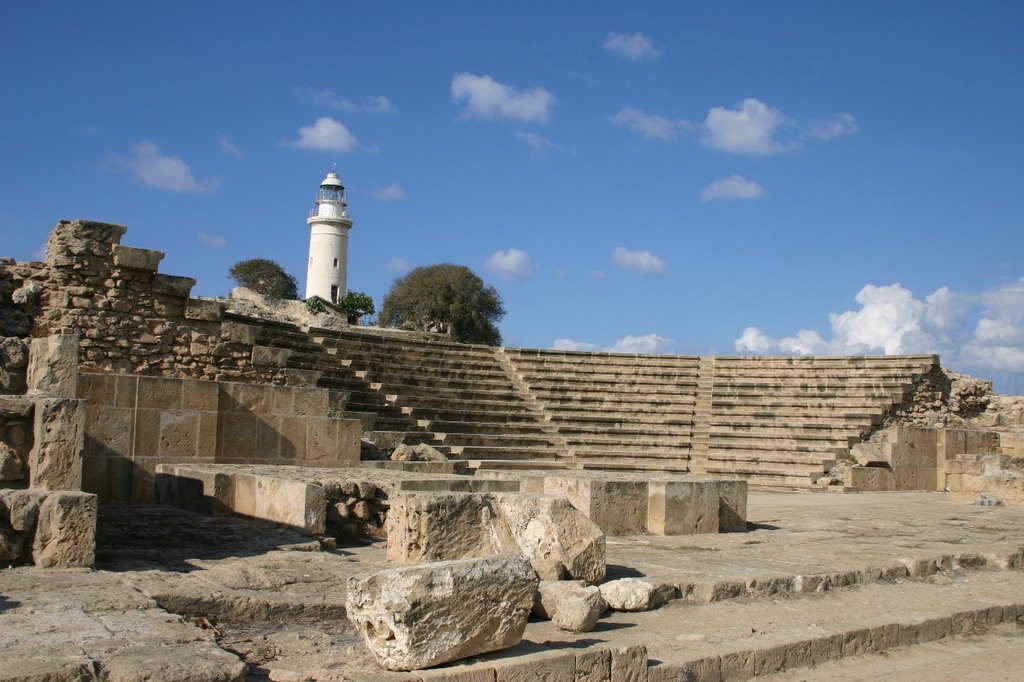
[78,372,360,504]
[0,219,287,383]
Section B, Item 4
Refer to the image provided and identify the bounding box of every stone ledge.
[111,244,164,271]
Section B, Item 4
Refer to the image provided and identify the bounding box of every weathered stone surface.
[489,493,606,582]
[0,439,25,481]
[346,555,539,671]
[31,491,97,568]
[648,480,718,535]
[533,579,603,632]
[0,336,29,393]
[600,577,655,612]
[27,334,80,398]
[29,397,85,491]
[386,492,606,582]
[0,488,43,532]
[392,442,448,462]
[111,244,164,271]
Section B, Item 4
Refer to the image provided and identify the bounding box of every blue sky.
[2,2,1023,392]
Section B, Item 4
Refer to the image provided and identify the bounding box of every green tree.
[339,290,376,324]
[228,259,299,300]
[381,264,505,345]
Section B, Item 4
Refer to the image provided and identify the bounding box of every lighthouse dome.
[320,172,344,189]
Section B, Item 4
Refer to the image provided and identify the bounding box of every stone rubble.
[345,554,539,671]
[600,577,657,612]
[533,579,604,632]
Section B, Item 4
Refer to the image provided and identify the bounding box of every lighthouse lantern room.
[305,167,354,303]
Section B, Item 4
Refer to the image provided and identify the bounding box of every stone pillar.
[27,334,80,398]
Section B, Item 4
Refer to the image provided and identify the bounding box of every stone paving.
[3,490,1023,680]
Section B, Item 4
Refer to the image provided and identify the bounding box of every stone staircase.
[703,355,938,487]
[307,326,565,466]
[220,314,940,488]
[503,349,938,487]
[500,348,699,472]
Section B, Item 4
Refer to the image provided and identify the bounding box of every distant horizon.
[2,2,1021,394]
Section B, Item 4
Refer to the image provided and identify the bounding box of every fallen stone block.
[31,490,97,568]
[346,554,539,671]
[533,579,603,632]
[600,577,655,612]
[386,492,606,582]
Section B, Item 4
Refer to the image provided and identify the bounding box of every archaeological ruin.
[2,218,1024,680]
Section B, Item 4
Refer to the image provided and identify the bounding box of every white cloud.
[604,32,662,61]
[119,142,217,192]
[806,113,859,140]
[589,270,608,280]
[485,248,537,281]
[609,333,674,354]
[451,73,554,123]
[219,137,242,158]
[198,232,226,247]
[516,131,557,157]
[292,117,360,153]
[610,107,690,142]
[612,246,666,275]
[700,175,766,202]
[702,98,793,156]
[553,339,600,352]
[300,88,394,113]
[553,333,674,354]
[385,257,413,273]
[962,278,1024,373]
[371,184,407,201]
[734,278,1024,377]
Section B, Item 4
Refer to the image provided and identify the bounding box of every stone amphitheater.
[2,220,1023,681]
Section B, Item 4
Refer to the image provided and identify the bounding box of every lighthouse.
[305,168,353,303]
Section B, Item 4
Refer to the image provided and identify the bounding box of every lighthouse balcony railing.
[309,208,350,219]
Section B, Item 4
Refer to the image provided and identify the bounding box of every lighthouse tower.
[305,168,353,303]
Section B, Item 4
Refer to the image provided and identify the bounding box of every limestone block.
[0,488,43,532]
[251,345,293,367]
[533,580,603,632]
[386,492,496,564]
[31,491,97,567]
[111,244,164,271]
[718,480,748,532]
[543,477,647,535]
[851,442,890,466]
[610,645,648,682]
[346,555,539,671]
[488,493,606,582]
[185,297,224,321]
[152,273,196,298]
[29,398,85,491]
[27,335,80,397]
[850,466,895,491]
[599,578,654,612]
[648,480,718,535]
[387,492,606,583]
[231,472,326,534]
[0,439,26,481]
[220,321,258,345]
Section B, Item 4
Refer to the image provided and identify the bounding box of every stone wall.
[850,426,1001,492]
[0,219,292,383]
[79,372,360,504]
